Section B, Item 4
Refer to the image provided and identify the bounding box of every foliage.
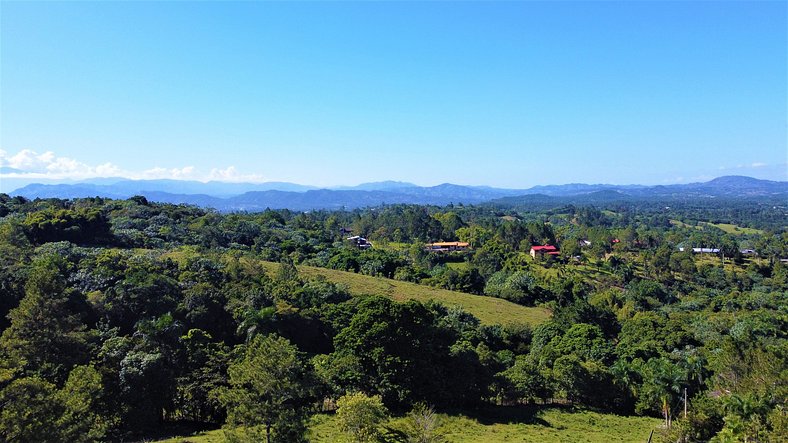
[335,391,389,443]
[216,334,314,443]
[398,403,447,443]
[0,253,93,383]
[0,195,785,440]
[0,365,108,442]
[0,377,62,442]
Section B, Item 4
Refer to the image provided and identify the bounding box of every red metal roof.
[531,245,557,251]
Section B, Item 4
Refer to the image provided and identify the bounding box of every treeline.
[488,196,788,233]
[1,195,785,304]
[0,194,786,442]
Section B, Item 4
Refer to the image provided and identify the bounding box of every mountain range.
[5,176,787,211]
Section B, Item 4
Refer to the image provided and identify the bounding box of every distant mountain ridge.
[331,181,418,191]
[9,179,318,198]
[7,175,787,211]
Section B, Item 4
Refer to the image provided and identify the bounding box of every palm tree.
[236,306,276,341]
[645,358,687,428]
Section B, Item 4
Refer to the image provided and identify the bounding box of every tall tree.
[217,334,314,443]
[0,254,92,383]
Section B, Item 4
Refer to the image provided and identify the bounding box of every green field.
[445,261,470,271]
[669,220,765,236]
[313,408,662,443]
[379,241,411,251]
[259,261,550,326]
[669,219,695,229]
[153,248,549,326]
[156,407,662,443]
[700,222,765,236]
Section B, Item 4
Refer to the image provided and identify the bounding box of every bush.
[336,392,388,443]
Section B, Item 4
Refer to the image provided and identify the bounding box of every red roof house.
[530,245,559,258]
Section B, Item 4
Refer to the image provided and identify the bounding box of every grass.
[154,407,662,443]
[445,261,470,271]
[669,219,695,229]
[259,261,550,327]
[153,429,225,443]
[669,220,765,236]
[366,239,411,251]
[137,247,549,326]
[377,241,411,251]
[700,222,764,236]
[527,259,614,285]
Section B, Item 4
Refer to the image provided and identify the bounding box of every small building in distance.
[678,246,720,254]
[425,241,470,252]
[347,236,372,249]
[530,245,560,258]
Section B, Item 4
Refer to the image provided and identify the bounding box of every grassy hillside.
[156,407,662,443]
[700,222,764,236]
[259,261,551,326]
[156,248,549,326]
[670,219,765,236]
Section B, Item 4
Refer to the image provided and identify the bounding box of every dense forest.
[0,193,785,442]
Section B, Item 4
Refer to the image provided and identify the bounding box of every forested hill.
[8,175,787,211]
[0,195,785,442]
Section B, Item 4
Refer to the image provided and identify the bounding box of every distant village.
[343,228,774,263]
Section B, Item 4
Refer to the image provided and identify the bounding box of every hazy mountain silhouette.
[8,176,786,211]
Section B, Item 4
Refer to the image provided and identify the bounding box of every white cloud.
[95,162,122,176]
[0,149,266,183]
[713,161,787,181]
[719,161,771,171]
[208,166,266,183]
[0,149,116,177]
[661,174,715,184]
[140,166,199,180]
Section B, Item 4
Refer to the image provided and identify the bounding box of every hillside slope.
[258,261,550,326]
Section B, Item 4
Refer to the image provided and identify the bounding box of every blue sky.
[1,1,786,189]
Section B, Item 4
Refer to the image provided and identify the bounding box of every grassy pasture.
[700,222,764,236]
[259,261,550,326]
[669,220,765,236]
[153,247,548,326]
[445,261,470,271]
[669,219,694,229]
[155,407,661,443]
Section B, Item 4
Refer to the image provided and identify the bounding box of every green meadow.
[259,261,551,326]
[156,407,662,443]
